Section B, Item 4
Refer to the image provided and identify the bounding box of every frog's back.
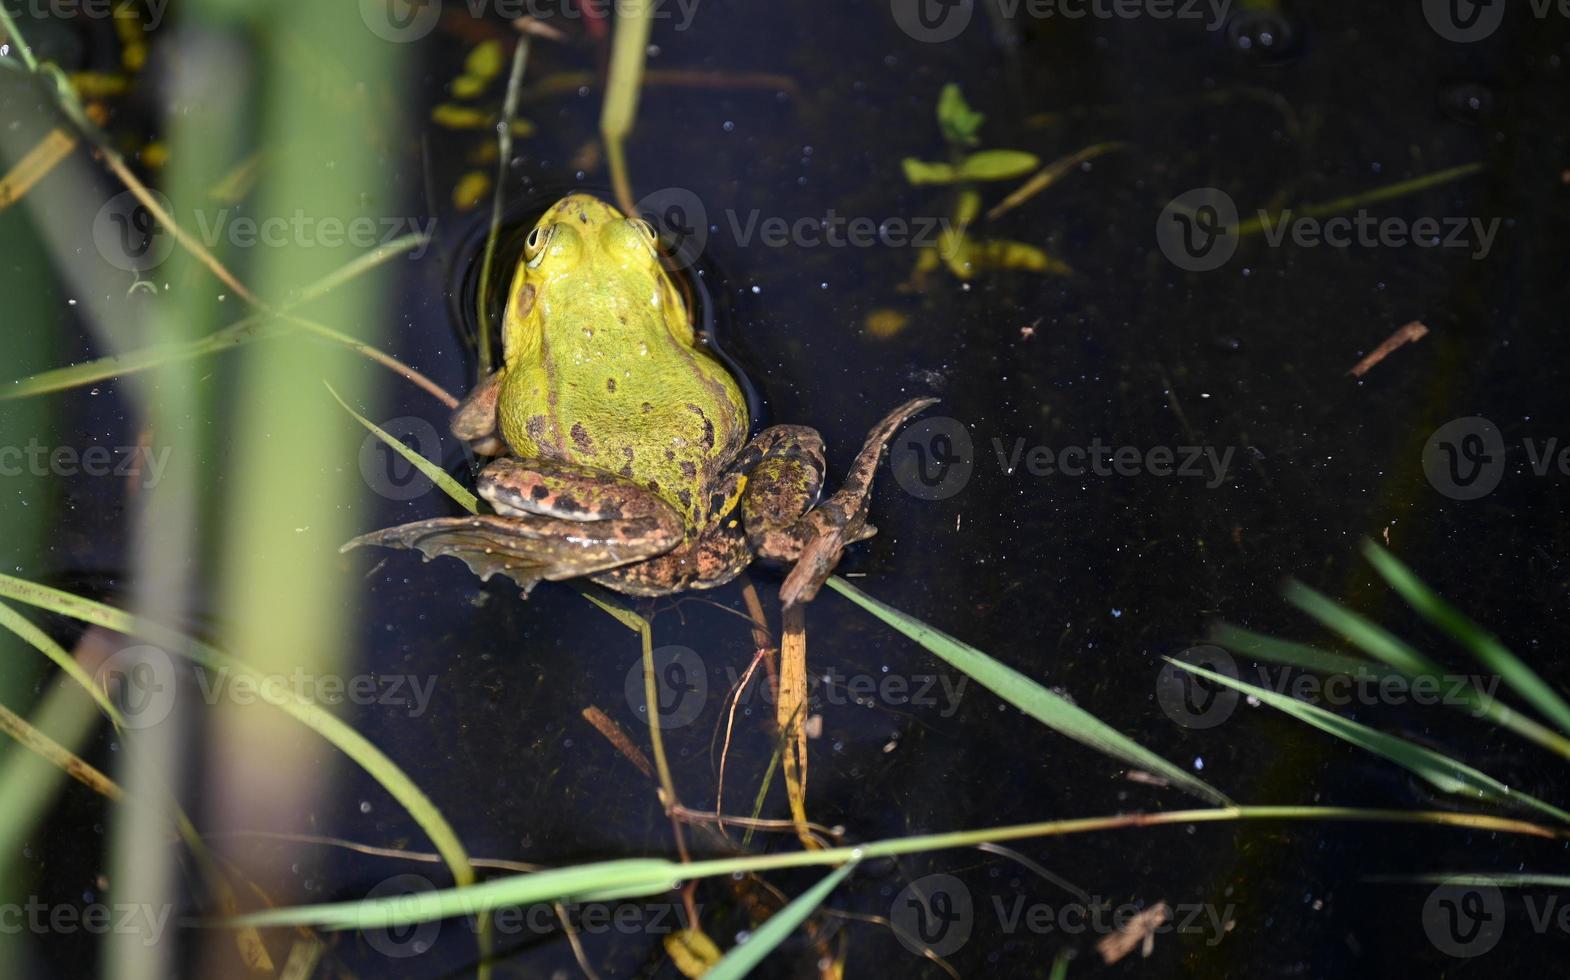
[497,330,747,520]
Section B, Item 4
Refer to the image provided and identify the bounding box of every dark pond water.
[5,0,1570,977]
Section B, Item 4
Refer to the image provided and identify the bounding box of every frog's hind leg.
[592,523,752,596]
[744,398,937,608]
[343,457,683,595]
[732,425,827,558]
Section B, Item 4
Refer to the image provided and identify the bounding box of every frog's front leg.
[450,370,507,457]
[742,398,938,608]
[344,457,683,595]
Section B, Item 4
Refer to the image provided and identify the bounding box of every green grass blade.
[1283,581,1441,676]
[2,317,279,400]
[227,804,1561,932]
[0,600,122,726]
[1171,659,1570,825]
[827,577,1231,805]
[1210,622,1374,676]
[1366,872,1570,888]
[238,857,681,930]
[706,861,858,980]
[2,234,429,402]
[327,383,478,514]
[1362,540,1570,738]
[0,573,478,896]
[1049,948,1071,980]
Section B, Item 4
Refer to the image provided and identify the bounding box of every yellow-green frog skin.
[347,193,934,605]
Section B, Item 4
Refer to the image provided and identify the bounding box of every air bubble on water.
[750,285,761,294]
[359,800,373,814]
[646,44,661,57]
[735,930,752,944]
[1111,608,1122,618]
[1193,756,1206,771]
[723,120,735,132]
[577,86,590,98]
[819,282,828,290]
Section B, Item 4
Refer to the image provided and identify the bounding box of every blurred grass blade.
[0,599,122,725]
[328,383,478,514]
[1283,581,1440,676]
[1210,622,1373,676]
[1280,579,1570,759]
[1362,540,1570,738]
[706,861,857,980]
[3,316,279,399]
[2,234,431,402]
[1172,659,1570,825]
[1366,872,1570,887]
[827,577,1231,805]
[0,573,478,897]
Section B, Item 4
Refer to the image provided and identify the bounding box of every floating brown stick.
[1349,320,1430,378]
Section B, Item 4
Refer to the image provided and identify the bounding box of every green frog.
[347,193,933,607]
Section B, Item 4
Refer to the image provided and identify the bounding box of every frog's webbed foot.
[750,397,938,608]
[344,456,684,595]
[343,514,671,594]
[450,370,507,457]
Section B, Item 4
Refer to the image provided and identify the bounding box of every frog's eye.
[603,217,661,262]
[524,223,583,269]
[523,224,554,266]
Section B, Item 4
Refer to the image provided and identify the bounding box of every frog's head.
[500,193,693,365]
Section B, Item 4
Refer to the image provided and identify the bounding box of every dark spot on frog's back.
[531,485,550,501]
[570,422,595,454]
[526,415,547,442]
[681,460,697,480]
[677,488,693,511]
[606,377,617,393]
[642,402,653,414]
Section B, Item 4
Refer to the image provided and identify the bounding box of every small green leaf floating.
[937,82,985,146]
